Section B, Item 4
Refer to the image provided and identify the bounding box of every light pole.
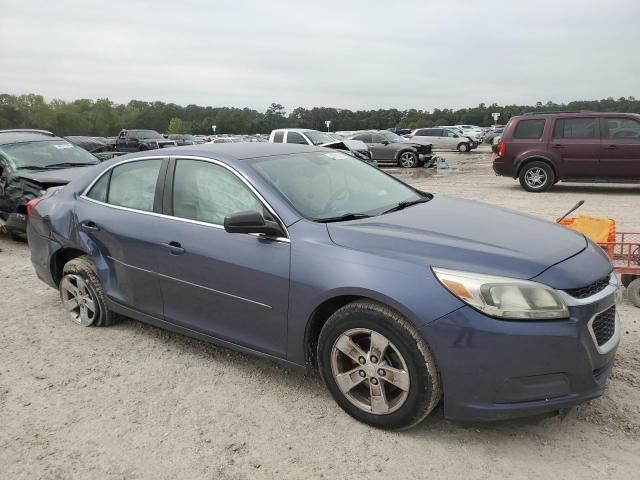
[325,120,331,132]
[212,125,217,135]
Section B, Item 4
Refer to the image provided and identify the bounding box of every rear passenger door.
[550,117,600,178]
[599,117,640,178]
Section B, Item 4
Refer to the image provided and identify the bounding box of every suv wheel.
[60,255,120,327]
[457,143,469,153]
[398,151,418,168]
[627,278,640,308]
[519,161,555,192]
[317,300,441,430]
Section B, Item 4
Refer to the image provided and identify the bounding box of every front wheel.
[317,300,441,430]
[518,161,555,192]
[398,151,418,168]
[457,143,469,153]
[627,278,640,308]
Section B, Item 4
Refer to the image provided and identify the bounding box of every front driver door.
[370,133,394,162]
[599,116,640,178]
[155,157,291,357]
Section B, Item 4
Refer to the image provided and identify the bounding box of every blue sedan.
[27,143,620,429]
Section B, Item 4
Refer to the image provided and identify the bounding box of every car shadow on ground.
[505,183,640,195]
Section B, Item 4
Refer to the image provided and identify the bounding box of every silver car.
[409,128,472,152]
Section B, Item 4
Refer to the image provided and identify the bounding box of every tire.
[317,300,441,430]
[10,231,27,242]
[627,278,640,308]
[518,161,555,192]
[457,143,469,153]
[397,151,418,168]
[60,255,120,327]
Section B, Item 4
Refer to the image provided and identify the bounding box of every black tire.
[518,161,555,192]
[627,278,640,308]
[457,143,469,153]
[317,300,441,430]
[397,151,419,168]
[60,255,120,327]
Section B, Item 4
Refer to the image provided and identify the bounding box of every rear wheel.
[457,143,469,153]
[317,300,441,430]
[398,151,418,168]
[60,256,120,327]
[519,161,555,192]
[627,278,640,308]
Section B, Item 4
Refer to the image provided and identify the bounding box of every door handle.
[551,144,563,149]
[161,241,186,255]
[605,145,617,150]
[80,221,100,232]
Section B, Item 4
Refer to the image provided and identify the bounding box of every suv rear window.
[553,118,598,139]
[272,131,284,143]
[513,119,546,139]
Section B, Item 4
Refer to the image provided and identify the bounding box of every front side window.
[352,134,372,143]
[513,119,546,139]
[553,118,598,139]
[286,132,308,145]
[371,134,386,143]
[172,159,264,226]
[304,131,335,146]
[87,159,162,212]
[251,152,424,221]
[604,117,640,139]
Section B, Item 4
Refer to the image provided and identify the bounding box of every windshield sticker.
[54,144,74,149]
[324,152,350,160]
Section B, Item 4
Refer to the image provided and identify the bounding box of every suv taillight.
[498,142,506,157]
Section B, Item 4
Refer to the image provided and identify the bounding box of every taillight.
[498,142,506,157]
[26,197,44,215]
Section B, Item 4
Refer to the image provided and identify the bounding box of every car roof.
[114,142,328,163]
[514,112,640,119]
[272,128,317,133]
[0,129,61,146]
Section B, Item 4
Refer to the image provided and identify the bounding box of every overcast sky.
[1,0,638,112]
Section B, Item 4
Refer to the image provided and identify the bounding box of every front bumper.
[421,282,619,422]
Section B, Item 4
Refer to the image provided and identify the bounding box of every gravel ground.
[1,145,639,479]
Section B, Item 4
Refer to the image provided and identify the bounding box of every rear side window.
[286,132,307,145]
[87,159,162,212]
[513,119,546,139]
[272,131,284,143]
[353,134,372,143]
[553,118,598,139]
[414,129,427,136]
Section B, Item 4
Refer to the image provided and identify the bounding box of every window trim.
[80,155,290,243]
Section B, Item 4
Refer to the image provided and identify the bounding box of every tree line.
[1,93,638,136]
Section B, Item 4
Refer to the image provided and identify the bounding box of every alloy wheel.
[330,328,410,415]
[60,274,98,326]
[525,167,547,188]
[399,152,416,168]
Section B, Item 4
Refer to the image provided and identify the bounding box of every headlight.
[433,268,569,320]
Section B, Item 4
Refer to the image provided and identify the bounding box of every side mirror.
[224,210,285,237]
[381,140,389,145]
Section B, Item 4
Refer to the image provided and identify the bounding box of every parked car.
[408,128,473,152]
[348,130,433,168]
[456,124,485,142]
[387,128,412,136]
[115,129,177,152]
[0,129,100,238]
[64,136,124,161]
[269,128,375,165]
[484,127,504,145]
[439,126,480,147]
[492,112,640,192]
[27,142,619,429]
[167,134,205,146]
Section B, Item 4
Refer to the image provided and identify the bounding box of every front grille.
[592,306,616,346]
[565,275,610,299]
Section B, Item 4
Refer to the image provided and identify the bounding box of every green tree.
[167,117,186,134]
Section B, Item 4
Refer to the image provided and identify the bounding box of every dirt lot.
[1,146,639,479]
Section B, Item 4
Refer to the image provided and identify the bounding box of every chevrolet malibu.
[27,143,620,430]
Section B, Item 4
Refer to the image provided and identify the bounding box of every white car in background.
[439,126,481,146]
[408,128,473,152]
[455,125,485,142]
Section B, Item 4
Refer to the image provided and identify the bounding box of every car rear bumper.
[26,226,61,289]
[491,156,511,176]
[421,287,619,422]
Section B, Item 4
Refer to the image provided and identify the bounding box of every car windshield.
[0,140,99,169]
[382,132,407,143]
[305,131,336,145]
[133,130,163,139]
[250,151,427,221]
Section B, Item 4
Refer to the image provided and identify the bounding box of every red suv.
[492,112,640,192]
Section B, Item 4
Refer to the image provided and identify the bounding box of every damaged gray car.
[0,129,99,239]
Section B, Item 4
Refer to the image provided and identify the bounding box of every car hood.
[15,166,96,186]
[326,195,587,280]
